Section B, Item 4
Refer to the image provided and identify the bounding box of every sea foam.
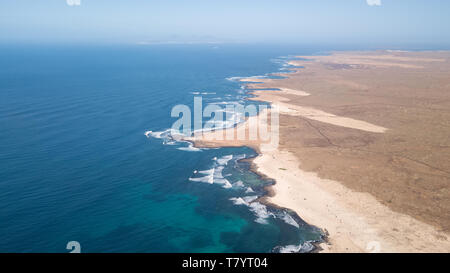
[188,159,233,189]
[276,241,315,253]
[177,142,201,152]
[280,212,300,228]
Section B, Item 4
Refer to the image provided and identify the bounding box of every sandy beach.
[190,51,450,252]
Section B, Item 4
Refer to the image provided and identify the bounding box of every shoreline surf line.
[187,51,450,253]
[185,137,328,252]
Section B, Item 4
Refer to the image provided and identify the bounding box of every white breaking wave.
[277,241,315,253]
[226,75,267,82]
[216,155,233,165]
[189,168,214,184]
[144,129,185,145]
[245,187,254,193]
[229,197,248,206]
[177,142,201,152]
[234,154,246,161]
[225,76,242,82]
[229,195,258,206]
[243,195,258,203]
[199,169,214,175]
[145,129,181,139]
[233,180,245,188]
[190,91,217,95]
[249,202,275,224]
[229,195,274,225]
[189,175,214,184]
[145,129,204,151]
[188,163,232,189]
[208,101,242,105]
[216,178,233,189]
[280,212,300,228]
[213,166,233,188]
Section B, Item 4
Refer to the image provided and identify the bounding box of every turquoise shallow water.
[0,44,326,253]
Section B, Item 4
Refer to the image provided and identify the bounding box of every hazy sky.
[1,0,449,46]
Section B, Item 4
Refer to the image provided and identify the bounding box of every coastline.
[189,50,450,252]
[253,145,450,252]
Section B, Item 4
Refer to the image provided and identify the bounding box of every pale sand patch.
[292,54,432,69]
[248,88,310,105]
[190,110,450,252]
[185,108,276,150]
[294,59,424,69]
[277,103,388,133]
[238,77,269,83]
[257,148,450,253]
[248,88,387,133]
[347,54,446,63]
[287,60,302,67]
[278,88,311,97]
[190,51,450,252]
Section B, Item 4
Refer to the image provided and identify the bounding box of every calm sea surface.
[0,44,332,252]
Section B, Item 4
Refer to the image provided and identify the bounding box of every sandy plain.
[189,51,450,252]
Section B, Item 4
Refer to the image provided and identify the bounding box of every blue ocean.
[0,44,327,253]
